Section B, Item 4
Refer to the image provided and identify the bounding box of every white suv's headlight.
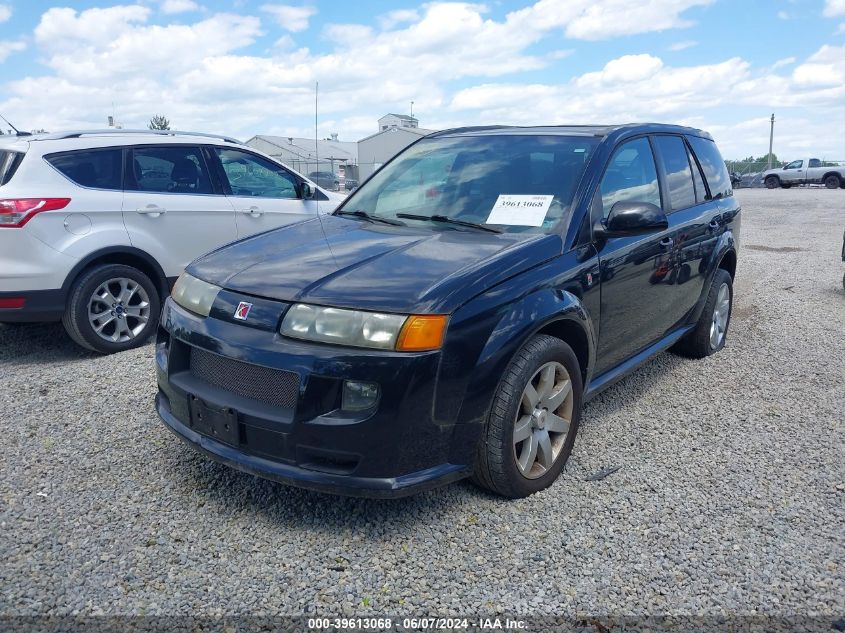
[171,273,221,317]
[281,304,448,351]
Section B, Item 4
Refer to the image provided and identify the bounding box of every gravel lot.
[1,188,843,620]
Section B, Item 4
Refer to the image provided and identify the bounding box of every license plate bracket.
[188,395,239,446]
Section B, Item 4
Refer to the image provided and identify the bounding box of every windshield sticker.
[486,195,554,226]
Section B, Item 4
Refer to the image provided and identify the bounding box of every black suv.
[155,124,740,498]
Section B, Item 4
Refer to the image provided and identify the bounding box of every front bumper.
[155,295,474,498]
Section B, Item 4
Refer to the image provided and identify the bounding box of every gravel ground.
[1,188,843,620]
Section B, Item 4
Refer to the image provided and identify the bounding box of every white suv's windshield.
[342,134,599,234]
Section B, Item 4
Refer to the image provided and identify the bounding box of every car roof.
[22,129,243,146]
[427,123,713,141]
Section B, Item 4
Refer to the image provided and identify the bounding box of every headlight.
[281,304,448,351]
[171,273,221,317]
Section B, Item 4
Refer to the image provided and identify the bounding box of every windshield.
[342,134,598,234]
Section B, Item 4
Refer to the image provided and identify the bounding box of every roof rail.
[30,129,243,144]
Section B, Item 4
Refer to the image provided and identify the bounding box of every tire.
[824,174,841,189]
[671,269,733,359]
[472,334,583,498]
[765,176,779,189]
[62,264,160,354]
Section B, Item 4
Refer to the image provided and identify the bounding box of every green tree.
[148,115,171,130]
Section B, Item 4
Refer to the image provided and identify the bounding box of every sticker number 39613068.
[486,194,554,226]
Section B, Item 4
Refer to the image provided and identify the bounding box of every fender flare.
[455,288,596,427]
[60,245,169,300]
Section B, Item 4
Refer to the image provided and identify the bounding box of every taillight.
[0,198,71,228]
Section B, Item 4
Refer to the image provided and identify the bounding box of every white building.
[245,134,358,179]
[377,113,419,132]
[358,117,435,181]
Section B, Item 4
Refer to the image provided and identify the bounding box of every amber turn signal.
[396,315,448,351]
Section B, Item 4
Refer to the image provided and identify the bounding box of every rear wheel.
[765,176,779,189]
[62,264,160,354]
[672,269,733,359]
[472,334,582,498]
[824,174,841,189]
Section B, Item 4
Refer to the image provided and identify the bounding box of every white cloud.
[508,0,713,40]
[2,0,844,158]
[260,4,316,32]
[160,0,201,14]
[0,4,10,23]
[823,0,845,16]
[669,40,698,51]
[777,11,790,20]
[771,56,796,70]
[0,39,25,63]
[378,9,420,29]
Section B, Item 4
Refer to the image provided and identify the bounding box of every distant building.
[358,118,434,181]
[245,134,358,179]
[377,113,419,132]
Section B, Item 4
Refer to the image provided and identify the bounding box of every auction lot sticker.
[486,194,553,226]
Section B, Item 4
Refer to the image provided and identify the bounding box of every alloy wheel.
[87,277,151,343]
[709,282,731,349]
[513,361,574,479]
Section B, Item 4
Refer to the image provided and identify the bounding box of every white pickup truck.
[762,158,845,189]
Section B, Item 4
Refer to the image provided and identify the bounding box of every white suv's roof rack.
[30,129,243,144]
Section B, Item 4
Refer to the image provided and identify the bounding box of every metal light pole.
[767,113,775,170]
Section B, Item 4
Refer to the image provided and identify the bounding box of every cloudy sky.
[0,0,843,159]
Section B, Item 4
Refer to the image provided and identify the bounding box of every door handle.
[659,237,674,248]
[136,205,166,217]
[240,206,263,217]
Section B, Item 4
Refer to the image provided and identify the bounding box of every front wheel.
[62,264,160,354]
[765,176,779,189]
[472,334,583,498]
[671,269,733,359]
[824,174,841,189]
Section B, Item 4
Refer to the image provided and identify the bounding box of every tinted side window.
[599,137,661,217]
[808,158,821,168]
[47,149,123,190]
[129,146,213,194]
[687,136,732,199]
[217,149,298,198]
[0,150,23,186]
[686,144,708,204]
[653,135,696,211]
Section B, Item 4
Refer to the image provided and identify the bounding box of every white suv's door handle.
[136,205,166,217]
[240,206,263,217]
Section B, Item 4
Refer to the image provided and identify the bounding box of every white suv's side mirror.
[301,181,315,199]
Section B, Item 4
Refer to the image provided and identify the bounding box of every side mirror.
[301,181,315,200]
[594,201,668,238]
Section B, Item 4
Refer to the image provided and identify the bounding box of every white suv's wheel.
[62,264,160,354]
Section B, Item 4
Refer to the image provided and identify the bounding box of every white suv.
[0,130,343,353]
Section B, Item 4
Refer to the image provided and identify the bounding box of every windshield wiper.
[335,209,406,226]
[395,213,502,234]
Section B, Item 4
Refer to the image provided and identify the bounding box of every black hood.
[188,216,561,314]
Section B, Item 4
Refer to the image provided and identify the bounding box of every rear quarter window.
[0,150,24,186]
[46,148,123,190]
[687,136,732,200]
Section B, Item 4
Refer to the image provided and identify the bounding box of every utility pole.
[410,101,414,117]
[315,81,319,172]
[767,113,775,170]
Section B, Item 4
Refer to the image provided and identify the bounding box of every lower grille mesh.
[189,346,299,409]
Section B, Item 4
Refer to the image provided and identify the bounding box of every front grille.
[189,346,300,410]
